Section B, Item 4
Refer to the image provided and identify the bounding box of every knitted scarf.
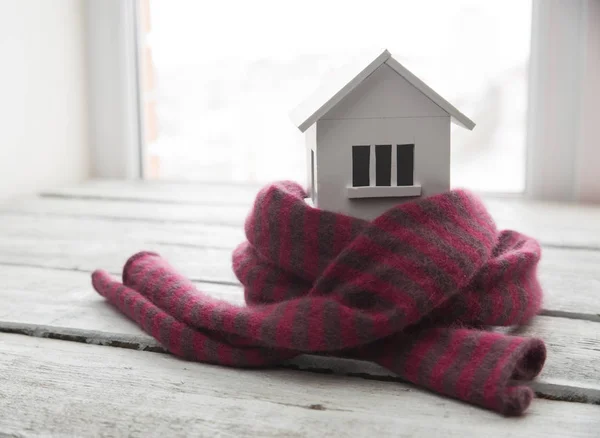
[91,181,546,416]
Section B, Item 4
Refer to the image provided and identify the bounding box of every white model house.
[290,49,475,221]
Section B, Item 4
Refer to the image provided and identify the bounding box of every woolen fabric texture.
[92,181,546,416]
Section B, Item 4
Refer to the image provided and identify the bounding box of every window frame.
[349,143,421,199]
[526,0,600,202]
[87,0,600,202]
[86,0,144,179]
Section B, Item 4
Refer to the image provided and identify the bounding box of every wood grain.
[483,197,600,249]
[1,333,598,438]
[0,236,237,284]
[40,180,600,248]
[538,247,600,321]
[0,196,249,226]
[0,265,243,336]
[0,211,245,248]
[43,179,261,205]
[0,232,598,320]
[2,181,600,431]
[0,265,598,404]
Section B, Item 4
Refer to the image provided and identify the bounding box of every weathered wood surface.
[0,235,236,284]
[483,197,600,250]
[1,180,600,435]
[0,196,249,226]
[1,264,598,404]
[3,192,600,251]
[0,211,245,248]
[43,179,262,205]
[0,265,244,336]
[39,179,600,248]
[538,248,600,321]
[0,232,598,320]
[1,333,599,438]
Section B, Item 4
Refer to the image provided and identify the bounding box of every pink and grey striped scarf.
[92,181,546,416]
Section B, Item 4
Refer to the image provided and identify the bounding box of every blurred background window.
[138,0,532,193]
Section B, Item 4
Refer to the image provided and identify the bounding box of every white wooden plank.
[0,212,244,248]
[17,184,600,320]
[43,179,260,206]
[1,333,598,438]
[484,197,600,249]
[0,265,598,404]
[38,180,600,249]
[0,230,598,320]
[0,236,237,284]
[0,196,248,226]
[538,247,600,321]
[2,207,600,275]
[0,266,243,337]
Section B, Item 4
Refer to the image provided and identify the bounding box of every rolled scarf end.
[495,338,547,416]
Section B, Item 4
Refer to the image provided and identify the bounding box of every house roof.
[290,49,475,132]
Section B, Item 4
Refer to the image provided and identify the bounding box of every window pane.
[352,146,370,187]
[141,0,531,192]
[397,144,415,186]
[375,145,392,186]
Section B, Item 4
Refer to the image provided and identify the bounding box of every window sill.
[347,185,422,199]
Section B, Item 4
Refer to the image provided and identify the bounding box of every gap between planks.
[2,185,600,407]
[0,263,599,408]
[1,321,599,408]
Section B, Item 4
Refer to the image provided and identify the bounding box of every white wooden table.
[0,180,599,437]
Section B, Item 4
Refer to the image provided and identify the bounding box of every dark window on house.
[352,145,370,187]
[375,145,392,186]
[396,144,415,186]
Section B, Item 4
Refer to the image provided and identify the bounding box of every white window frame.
[526,0,600,202]
[86,0,600,202]
[348,144,421,199]
[86,0,143,179]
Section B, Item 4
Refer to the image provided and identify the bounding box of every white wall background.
[0,0,89,200]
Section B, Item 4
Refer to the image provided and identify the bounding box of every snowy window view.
[140,0,531,193]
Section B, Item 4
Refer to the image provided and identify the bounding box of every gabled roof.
[290,48,475,132]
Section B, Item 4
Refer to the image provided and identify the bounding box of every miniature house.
[290,49,475,221]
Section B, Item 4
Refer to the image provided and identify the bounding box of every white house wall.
[321,63,448,121]
[315,117,451,221]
